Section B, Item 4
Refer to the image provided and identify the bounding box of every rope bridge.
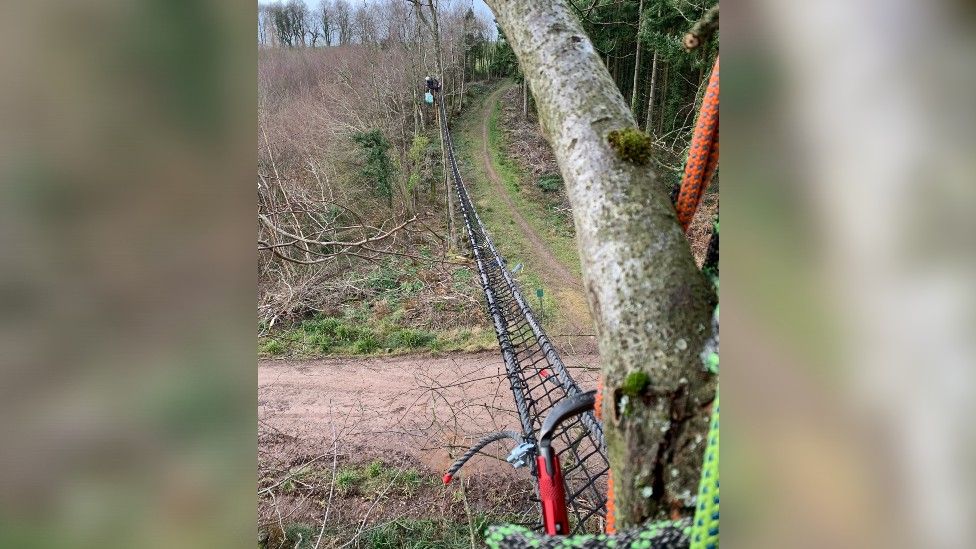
[436,91,610,533]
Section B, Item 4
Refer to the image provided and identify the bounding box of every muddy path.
[479,85,580,291]
[258,352,600,532]
[259,352,599,472]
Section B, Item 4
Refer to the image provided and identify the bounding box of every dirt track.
[477,85,595,341]
[259,352,599,473]
[480,85,580,292]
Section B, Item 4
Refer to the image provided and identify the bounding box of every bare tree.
[258,0,485,316]
[333,0,352,46]
[406,0,456,253]
[305,6,322,47]
[267,0,309,48]
[269,3,293,47]
[258,5,269,47]
[353,4,378,46]
[319,0,334,46]
[289,0,308,46]
[630,0,644,114]
[485,0,717,528]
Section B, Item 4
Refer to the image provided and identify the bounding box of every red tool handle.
[536,453,569,535]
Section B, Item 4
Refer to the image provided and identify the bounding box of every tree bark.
[486,0,717,528]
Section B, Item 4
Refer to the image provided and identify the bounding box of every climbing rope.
[674,56,720,233]
[443,431,524,485]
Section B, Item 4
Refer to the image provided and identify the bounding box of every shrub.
[261,339,285,355]
[537,173,563,192]
[351,129,395,203]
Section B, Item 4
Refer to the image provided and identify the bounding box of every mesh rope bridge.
[436,91,610,534]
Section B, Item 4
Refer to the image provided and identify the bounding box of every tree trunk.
[644,49,658,133]
[460,48,467,110]
[657,61,669,135]
[485,0,717,529]
[630,0,644,115]
[415,0,456,252]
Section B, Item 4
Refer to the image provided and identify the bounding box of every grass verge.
[485,98,581,277]
[259,256,496,357]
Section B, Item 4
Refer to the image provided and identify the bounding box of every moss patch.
[608,128,653,165]
[621,370,651,396]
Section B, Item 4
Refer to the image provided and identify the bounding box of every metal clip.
[506,442,535,469]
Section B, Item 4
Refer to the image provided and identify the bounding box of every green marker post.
[536,288,544,322]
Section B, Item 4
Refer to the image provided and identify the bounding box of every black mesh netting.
[438,94,609,534]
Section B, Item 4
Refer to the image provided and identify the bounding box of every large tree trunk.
[485,0,717,528]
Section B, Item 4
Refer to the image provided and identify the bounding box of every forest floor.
[258,352,599,547]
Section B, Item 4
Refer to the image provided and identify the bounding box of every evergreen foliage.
[352,129,395,204]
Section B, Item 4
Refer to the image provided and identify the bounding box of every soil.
[258,352,600,535]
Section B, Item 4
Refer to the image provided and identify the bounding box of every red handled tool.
[441,391,595,536]
[535,391,596,535]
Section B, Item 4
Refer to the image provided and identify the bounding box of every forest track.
[479,85,580,290]
[477,84,595,341]
[258,352,600,534]
[259,352,599,471]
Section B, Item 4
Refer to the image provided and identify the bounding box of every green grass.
[365,516,492,549]
[266,515,499,549]
[259,313,494,358]
[332,460,425,497]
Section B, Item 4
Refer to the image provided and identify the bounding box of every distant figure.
[425,76,441,92]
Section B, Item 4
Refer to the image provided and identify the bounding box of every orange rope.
[675,56,719,232]
[606,471,617,534]
[594,379,616,533]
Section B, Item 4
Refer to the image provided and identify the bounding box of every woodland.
[258,1,719,546]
